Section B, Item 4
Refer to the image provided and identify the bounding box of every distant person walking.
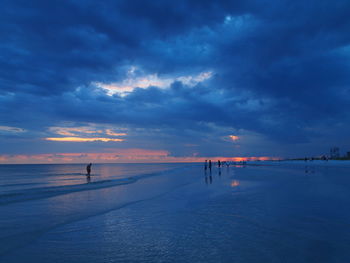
[86,163,92,176]
[218,160,221,168]
[204,160,208,171]
[209,160,212,171]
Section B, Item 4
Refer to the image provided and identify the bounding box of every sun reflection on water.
[230,180,240,187]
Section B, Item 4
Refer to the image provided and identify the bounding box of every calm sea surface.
[1,162,350,262]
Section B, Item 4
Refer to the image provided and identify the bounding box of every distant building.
[330,147,340,159]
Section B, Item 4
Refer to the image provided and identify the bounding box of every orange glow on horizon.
[0,150,279,164]
[45,137,125,142]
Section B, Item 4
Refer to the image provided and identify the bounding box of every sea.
[1,161,350,262]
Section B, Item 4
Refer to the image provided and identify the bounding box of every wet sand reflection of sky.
[230,180,240,187]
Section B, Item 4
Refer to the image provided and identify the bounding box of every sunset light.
[1,1,349,261]
[229,135,239,141]
[45,137,125,142]
[0,152,277,164]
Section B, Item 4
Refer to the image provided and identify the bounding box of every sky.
[1,0,350,163]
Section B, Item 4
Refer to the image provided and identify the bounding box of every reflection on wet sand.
[233,164,246,168]
[203,166,241,187]
[204,169,213,184]
[230,180,240,187]
[204,175,213,184]
[304,166,315,174]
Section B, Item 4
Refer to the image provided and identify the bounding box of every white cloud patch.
[46,124,127,142]
[93,67,213,96]
[0,126,26,133]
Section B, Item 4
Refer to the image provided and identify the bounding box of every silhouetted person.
[204,160,208,171]
[218,160,221,168]
[209,160,212,171]
[86,163,92,176]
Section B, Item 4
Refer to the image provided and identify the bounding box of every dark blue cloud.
[1,0,350,157]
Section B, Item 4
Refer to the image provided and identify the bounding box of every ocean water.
[1,162,350,262]
[0,163,184,204]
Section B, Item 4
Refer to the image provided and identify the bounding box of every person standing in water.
[86,163,92,176]
[204,160,208,171]
[209,160,212,172]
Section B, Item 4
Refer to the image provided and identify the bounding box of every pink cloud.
[45,137,124,142]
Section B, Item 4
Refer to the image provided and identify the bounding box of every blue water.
[0,163,187,204]
[1,162,350,262]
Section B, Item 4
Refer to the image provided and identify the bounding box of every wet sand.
[1,162,350,262]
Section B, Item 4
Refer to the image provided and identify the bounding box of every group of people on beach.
[204,159,246,171]
[204,160,225,184]
[204,159,226,171]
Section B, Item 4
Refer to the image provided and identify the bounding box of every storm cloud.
[1,0,350,161]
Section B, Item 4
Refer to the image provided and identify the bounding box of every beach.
[1,162,350,262]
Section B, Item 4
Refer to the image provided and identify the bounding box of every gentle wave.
[0,182,43,187]
[51,173,86,176]
[0,166,189,205]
